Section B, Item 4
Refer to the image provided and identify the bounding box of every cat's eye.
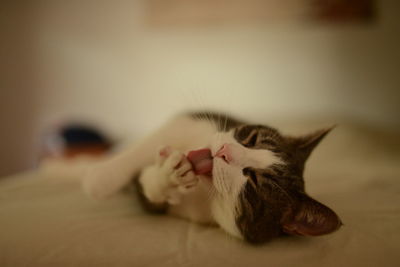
[243,132,258,147]
[243,168,258,187]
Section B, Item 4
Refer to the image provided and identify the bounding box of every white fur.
[83,114,281,239]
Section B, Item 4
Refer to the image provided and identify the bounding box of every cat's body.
[84,112,341,243]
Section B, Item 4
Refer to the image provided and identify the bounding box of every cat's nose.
[215,144,232,163]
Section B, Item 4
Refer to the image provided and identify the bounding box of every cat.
[83,112,342,244]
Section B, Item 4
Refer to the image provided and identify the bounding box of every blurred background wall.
[0,0,399,176]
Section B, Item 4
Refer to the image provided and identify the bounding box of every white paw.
[157,146,198,191]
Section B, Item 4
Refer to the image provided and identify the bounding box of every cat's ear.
[282,195,342,236]
[290,126,335,161]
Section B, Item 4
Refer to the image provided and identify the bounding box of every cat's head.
[209,124,342,244]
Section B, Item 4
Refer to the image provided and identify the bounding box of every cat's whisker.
[204,182,214,197]
[215,168,225,195]
[221,170,229,193]
[196,89,220,130]
[186,89,210,123]
[205,110,219,130]
[216,168,224,193]
[215,174,222,194]
[222,168,230,194]
[217,111,223,131]
[206,186,217,202]
[224,89,235,132]
[223,112,228,132]
[216,166,230,197]
[194,91,210,118]
[268,180,293,203]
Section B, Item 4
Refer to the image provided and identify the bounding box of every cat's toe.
[161,150,185,174]
[174,159,192,176]
[177,173,198,193]
[177,170,198,188]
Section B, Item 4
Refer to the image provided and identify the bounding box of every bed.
[1,122,399,267]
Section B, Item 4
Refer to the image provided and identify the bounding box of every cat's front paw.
[157,146,198,191]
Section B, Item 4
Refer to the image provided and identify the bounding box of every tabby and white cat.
[83,112,342,243]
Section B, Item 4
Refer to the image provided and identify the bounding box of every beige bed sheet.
[0,123,399,267]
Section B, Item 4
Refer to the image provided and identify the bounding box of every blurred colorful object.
[146,0,375,26]
[42,124,113,159]
[312,0,374,22]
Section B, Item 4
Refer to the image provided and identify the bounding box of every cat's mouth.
[187,148,213,177]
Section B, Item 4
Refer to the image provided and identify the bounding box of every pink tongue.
[187,148,213,176]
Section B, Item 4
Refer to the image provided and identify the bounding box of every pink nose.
[215,144,232,163]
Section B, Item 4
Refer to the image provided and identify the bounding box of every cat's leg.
[83,117,188,199]
[137,146,198,207]
[82,140,156,199]
[83,114,214,199]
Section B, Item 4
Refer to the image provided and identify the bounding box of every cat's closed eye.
[243,132,258,147]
